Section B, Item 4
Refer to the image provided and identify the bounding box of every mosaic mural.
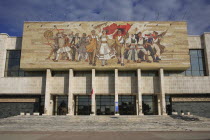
[20,21,190,70]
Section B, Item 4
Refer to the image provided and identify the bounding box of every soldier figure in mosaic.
[44,30,59,60]
[77,33,89,62]
[152,30,167,60]
[86,30,99,66]
[144,33,159,62]
[126,34,138,63]
[71,33,80,61]
[134,29,151,63]
[54,32,71,62]
[114,30,127,66]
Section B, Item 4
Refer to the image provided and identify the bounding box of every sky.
[0,0,210,37]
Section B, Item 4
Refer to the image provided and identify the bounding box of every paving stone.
[0,115,210,131]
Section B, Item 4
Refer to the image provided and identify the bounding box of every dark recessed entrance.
[142,95,158,115]
[96,95,115,115]
[119,95,136,115]
[74,95,91,115]
[53,95,68,115]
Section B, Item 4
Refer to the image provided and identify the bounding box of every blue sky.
[0,0,210,36]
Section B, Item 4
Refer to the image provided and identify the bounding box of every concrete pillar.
[91,69,96,115]
[54,96,58,115]
[203,33,210,76]
[159,68,167,115]
[67,69,74,116]
[0,34,8,77]
[137,69,143,115]
[157,94,161,115]
[43,69,53,115]
[115,69,119,115]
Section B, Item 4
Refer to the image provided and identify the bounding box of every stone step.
[1,115,210,132]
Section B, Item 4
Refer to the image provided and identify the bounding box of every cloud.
[0,0,209,36]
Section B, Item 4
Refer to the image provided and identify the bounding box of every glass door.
[142,95,158,115]
[53,95,68,115]
[119,95,136,115]
[74,95,91,115]
[96,95,115,115]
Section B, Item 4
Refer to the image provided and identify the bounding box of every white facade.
[1,33,210,117]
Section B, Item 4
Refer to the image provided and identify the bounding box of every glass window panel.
[141,71,158,77]
[180,71,186,76]
[19,71,25,76]
[185,70,191,76]
[78,106,84,109]
[168,71,177,76]
[7,59,20,70]
[149,72,157,76]
[119,71,136,77]
[74,71,91,77]
[188,64,192,70]
[100,101,107,105]
[79,102,89,105]
[141,72,148,76]
[110,106,115,111]
[75,95,91,115]
[7,71,19,77]
[197,50,204,57]
[183,49,206,76]
[78,98,89,102]
[186,50,205,76]
[5,50,24,77]
[143,96,152,100]
[164,72,169,76]
[52,71,68,77]
[7,50,21,59]
[191,58,199,70]
[24,71,45,77]
[101,106,105,112]
[198,58,204,71]
[200,71,205,76]
[96,71,114,76]
[96,96,115,115]
[190,50,198,57]
[192,71,200,76]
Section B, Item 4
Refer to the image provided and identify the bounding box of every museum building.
[0,21,210,118]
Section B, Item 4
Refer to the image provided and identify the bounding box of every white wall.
[1,34,210,95]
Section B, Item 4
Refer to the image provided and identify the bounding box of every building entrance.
[119,95,136,115]
[74,95,91,115]
[142,95,158,115]
[96,95,115,115]
[53,95,68,115]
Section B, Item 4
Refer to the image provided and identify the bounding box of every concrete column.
[54,97,58,115]
[43,69,53,115]
[137,69,143,115]
[0,34,8,77]
[67,69,74,116]
[157,94,161,115]
[91,69,96,115]
[203,33,210,76]
[115,69,119,115]
[159,68,167,115]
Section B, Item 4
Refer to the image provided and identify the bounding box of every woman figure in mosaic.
[98,30,115,66]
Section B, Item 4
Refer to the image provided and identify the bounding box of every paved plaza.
[1,131,210,140]
[0,115,210,132]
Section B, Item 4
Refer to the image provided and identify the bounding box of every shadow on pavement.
[169,115,200,121]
